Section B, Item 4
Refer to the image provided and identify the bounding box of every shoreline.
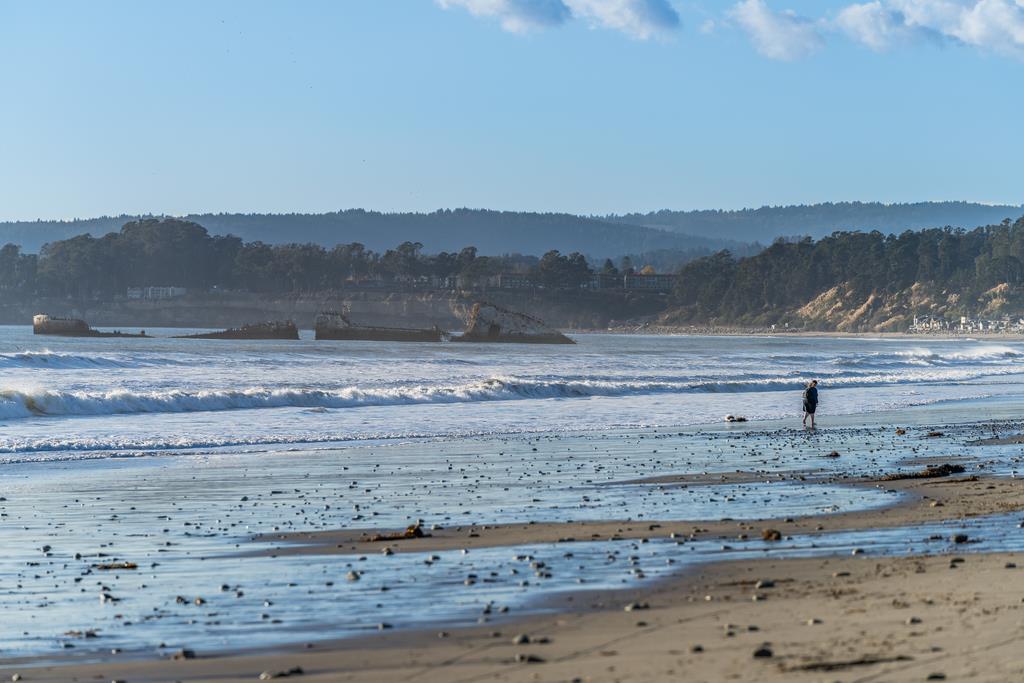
[9,321,1024,341]
[8,471,1024,682]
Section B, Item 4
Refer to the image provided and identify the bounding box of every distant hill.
[665,215,1024,332]
[0,210,745,259]
[609,201,1024,243]
[6,202,1021,260]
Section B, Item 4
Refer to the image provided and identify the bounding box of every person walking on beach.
[802,379,818,429]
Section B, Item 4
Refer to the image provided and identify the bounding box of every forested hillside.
[0,218,611,300]
[669,216,1024,331]
[613,201,1024,243]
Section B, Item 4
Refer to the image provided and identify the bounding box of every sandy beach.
[21,550,1024,683]
[7,463,1024,683]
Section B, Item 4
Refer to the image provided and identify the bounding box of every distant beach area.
[588,325,1024,340]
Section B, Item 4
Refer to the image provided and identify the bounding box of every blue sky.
[1,0,1022,220]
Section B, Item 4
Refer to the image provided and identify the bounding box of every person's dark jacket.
[803,386,818,410]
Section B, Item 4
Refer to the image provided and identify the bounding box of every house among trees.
[588,271,678,292]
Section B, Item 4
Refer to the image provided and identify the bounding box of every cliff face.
[667,281,1024,332]
[792,285,896,332]
[792,282,1024,331]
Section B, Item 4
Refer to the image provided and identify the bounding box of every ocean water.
[3,326,1024,462]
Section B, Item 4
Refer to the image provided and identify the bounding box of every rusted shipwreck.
[314,312,443,342]
[452,303,574,344]
[176,320,299,340]
[32,314,148,338]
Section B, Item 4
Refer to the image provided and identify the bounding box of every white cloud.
[436,0,571,33]
[441,0,1024,58]
[835,1,914,50]
[953,0,1024,56]
[436,0,680,39]
[728,0,824,60]
[883,0,965,34]
[565,0,680,39]
[839,0,1024,57]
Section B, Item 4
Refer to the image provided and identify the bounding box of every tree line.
[672,216,1024,325]
[0,218,615,299]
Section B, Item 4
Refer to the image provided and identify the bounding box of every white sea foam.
[894,345,1024,362]
[0,364,1018,422]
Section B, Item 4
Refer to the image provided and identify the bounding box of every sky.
[1,0,1023,220]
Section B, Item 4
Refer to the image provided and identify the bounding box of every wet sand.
[11,554,1024,683]
[9,472,1024,683]
[971,433,1024,446]
[251,474,1024,557]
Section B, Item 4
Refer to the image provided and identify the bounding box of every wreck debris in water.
[32,314,148,338]
[452,303,574,344]
[314,312,443,342]
[176,320,299,340]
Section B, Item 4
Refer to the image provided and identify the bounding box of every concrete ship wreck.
[452,303,575,344]
[33,314,148,338]
[314,312,443,342]
[176,321,299,340]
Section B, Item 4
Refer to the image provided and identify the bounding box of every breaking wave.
[895,345,1024,363]
[0,350,184,369]
[831,345,1024,368]
[0,365,1019,421]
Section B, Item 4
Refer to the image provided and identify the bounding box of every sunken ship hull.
[314,312,443,342]
[451,303,574,344]
[177,321,299,340]
[32,314,148,338]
